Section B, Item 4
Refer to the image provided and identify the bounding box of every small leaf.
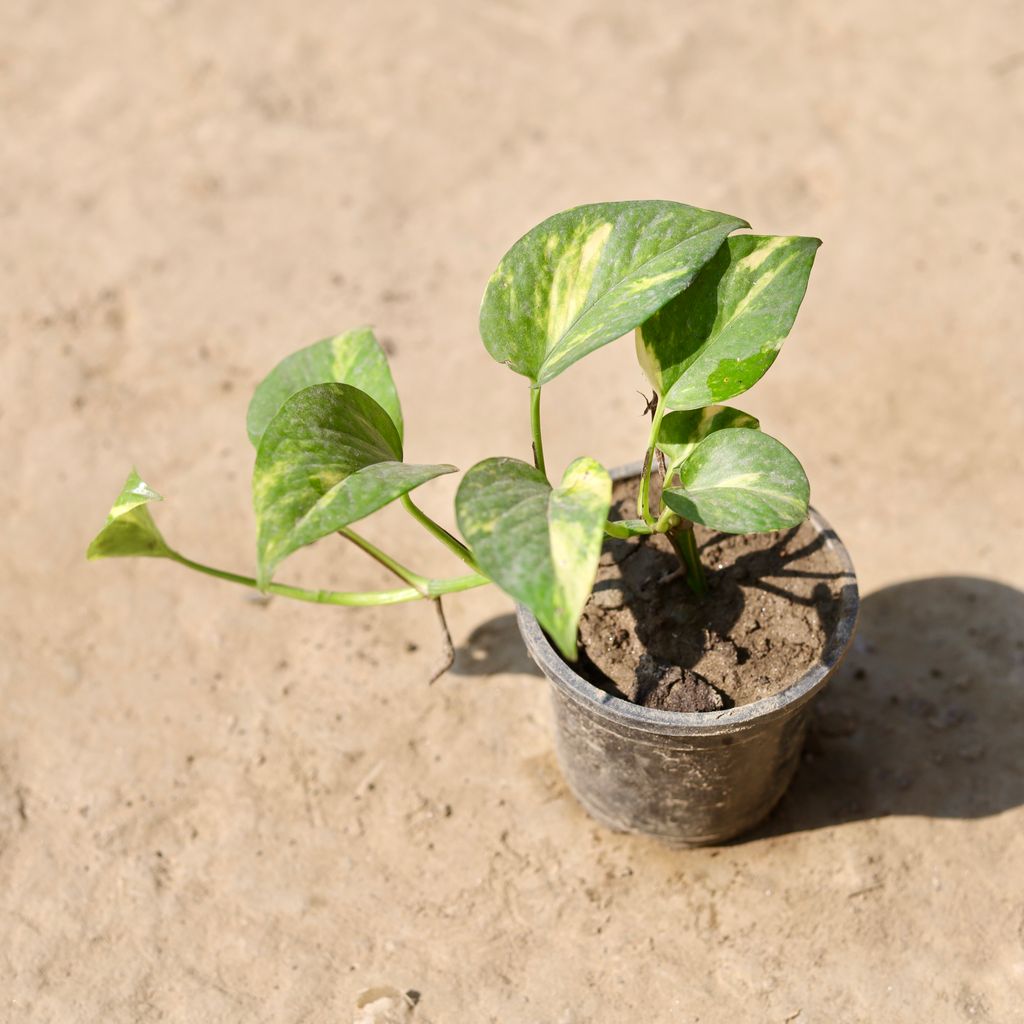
[87,469,174,560]
[658,405,760,479]
[254,383,455,586]
[247,327,403,446]
[662,429,809,534]
[637,235,820,410]
[456,456,611,659]
[604,518,652,539]
[480,201,748,385]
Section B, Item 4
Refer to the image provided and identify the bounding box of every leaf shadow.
[451,613,542,678]
[578,513,849,705]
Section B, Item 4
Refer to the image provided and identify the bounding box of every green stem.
[637,395,666,526]
[338,527,429,593]
[653,505,682,534]
[401,494,480,572]
[667,525,707,598]
[422,573,489,598]
[170,552,489,606]
[530,385,547,479]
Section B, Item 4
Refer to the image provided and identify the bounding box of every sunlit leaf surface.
[638,235,819,410]
[663,428,809,534]
[253,383,454,586]
[480,201,747,384]
[247,327,402,446]
[456,456,611,658]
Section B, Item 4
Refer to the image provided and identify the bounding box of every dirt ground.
[2,1,1023,1021]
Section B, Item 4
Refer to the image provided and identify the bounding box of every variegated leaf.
[253,383,454,586]
[658,405,760,480]
[637,235,820,410]
[86,469,174,560]
[247,327,403,446]
[662,428,809,534]
[480,201,748,384]
[455,456,611,659]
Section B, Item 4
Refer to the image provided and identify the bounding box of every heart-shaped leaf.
[658,405,760,479]
[480,201,748,385]
[455,456,611,659]
[247,327,403,446]
[662,428,808,534]
[637,234,820,410]
[254,383,455,586]
[87,469,174,560]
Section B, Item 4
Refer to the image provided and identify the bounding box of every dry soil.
[2,2,1023,1022]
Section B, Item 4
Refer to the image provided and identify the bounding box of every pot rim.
[516,461,860,737]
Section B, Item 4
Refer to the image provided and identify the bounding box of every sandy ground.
[2,1,1023,1021]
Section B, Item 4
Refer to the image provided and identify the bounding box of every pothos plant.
[88,200,818,676]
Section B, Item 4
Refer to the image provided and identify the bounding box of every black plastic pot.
[517,465,859,845]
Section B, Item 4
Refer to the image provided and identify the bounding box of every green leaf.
[86,469,174,560]
[637,234,820,410]
[480,200,748,384]
[604,518,652,539]
[247,327,403,446]
[658,405,760,480]
[253,383,455,586]
[455,456,611,659]
[662,428,809,534]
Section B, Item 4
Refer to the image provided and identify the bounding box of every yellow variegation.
[87,469,174,560]
[663,429,809,534]
[87,197,825,681]
[658,405,760,481]
[638,235,820,410]
[480,201,747,384]
[247,327,402,446]
[254,383,455,587]
[455,456,611,658]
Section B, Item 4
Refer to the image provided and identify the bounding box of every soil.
[577,477,848,710]
[4,3,1024,1021]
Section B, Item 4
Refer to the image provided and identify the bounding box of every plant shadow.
[450,613,542,678]
[452,577,1024,834]
[581,521,850,704]
[749,575,1024,838]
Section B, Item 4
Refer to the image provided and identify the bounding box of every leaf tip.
[552,628,579,663]
[254,550,276,592]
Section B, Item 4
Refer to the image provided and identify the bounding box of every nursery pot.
[517,464,859,845]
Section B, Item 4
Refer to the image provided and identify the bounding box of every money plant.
[88,200,819,673]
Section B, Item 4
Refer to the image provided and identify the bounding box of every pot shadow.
[749,575,1024,839]
[453,577,1024,836]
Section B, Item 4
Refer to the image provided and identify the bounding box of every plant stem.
[666,524,707,598]
[401,494,480,572]
[169,551,489,606]
[338,527,429,593]
[422,573,491,597]
[530,385,547,479]
[653,505,682,534]
[637,394,666,526]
